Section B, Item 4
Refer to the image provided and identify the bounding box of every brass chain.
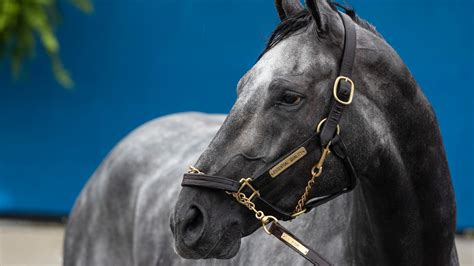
[292,143,332,215]
[230,190,278,234]
[293,170,321,214]
[229,191,266,221]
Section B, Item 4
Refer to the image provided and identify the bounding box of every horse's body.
[65,1,458,265]
[64,112,357,266]
[64,113,458,266]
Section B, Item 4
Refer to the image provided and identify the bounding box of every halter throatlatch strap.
[180,11,357,266]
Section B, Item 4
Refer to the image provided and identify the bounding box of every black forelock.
[259,10,312,60]
[259,1,382,59]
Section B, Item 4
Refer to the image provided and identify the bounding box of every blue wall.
[0,0,472,229]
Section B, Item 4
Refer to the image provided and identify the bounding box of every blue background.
[0,0,472,229]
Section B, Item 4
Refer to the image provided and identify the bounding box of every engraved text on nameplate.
[269,147,307,178]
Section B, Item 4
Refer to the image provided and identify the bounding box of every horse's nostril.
[182,206,205,245]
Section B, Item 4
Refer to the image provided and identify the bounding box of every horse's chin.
[174,229,242,260]
[205,238,241,259]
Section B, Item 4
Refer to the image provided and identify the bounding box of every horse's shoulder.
[65,112,226,265]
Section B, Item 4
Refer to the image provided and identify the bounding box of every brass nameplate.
[269,147,307,178]
[281,232,309,255]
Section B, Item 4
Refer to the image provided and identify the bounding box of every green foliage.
[0,0,92,88]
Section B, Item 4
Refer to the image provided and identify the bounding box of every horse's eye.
[279,92,302,106]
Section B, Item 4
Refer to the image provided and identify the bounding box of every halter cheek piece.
[181,11,357,266]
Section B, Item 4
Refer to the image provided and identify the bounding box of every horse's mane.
[260,2,382,58]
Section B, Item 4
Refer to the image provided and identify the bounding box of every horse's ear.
[306,0,335,33]
[275,0,304,21]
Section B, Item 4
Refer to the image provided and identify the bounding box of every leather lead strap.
[269,222,332,266]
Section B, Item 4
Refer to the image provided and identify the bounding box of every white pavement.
[0,220,472,266]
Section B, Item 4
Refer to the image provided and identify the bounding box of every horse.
[64,0,458,265]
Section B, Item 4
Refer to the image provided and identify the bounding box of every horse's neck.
[351,57,457,265]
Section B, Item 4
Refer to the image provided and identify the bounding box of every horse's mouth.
[203,227,241,259]
[174,223,241,260]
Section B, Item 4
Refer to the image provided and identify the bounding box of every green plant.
[0,0,93,88]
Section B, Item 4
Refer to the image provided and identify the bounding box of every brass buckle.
[237,178,260,201]
[333,76,355,105]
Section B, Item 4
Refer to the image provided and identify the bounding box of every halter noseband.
[181,11,357,266]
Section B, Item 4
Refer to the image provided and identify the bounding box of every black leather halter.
[181,11,357,266]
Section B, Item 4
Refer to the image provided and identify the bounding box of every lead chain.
[293,168,321,214]
[292,143,331,215]
[229,191,278,234]
[230,191,265,220]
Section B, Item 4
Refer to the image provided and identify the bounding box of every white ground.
[0,220,472,266]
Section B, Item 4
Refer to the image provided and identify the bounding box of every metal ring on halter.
[261,216,279,235]
[316,118,341,135]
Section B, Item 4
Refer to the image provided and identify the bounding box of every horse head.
[171,0,366,259]
[170,0,456,263]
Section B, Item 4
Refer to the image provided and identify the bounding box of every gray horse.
[64,1,458,265]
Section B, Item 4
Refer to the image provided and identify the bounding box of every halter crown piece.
[181,11,358,266]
